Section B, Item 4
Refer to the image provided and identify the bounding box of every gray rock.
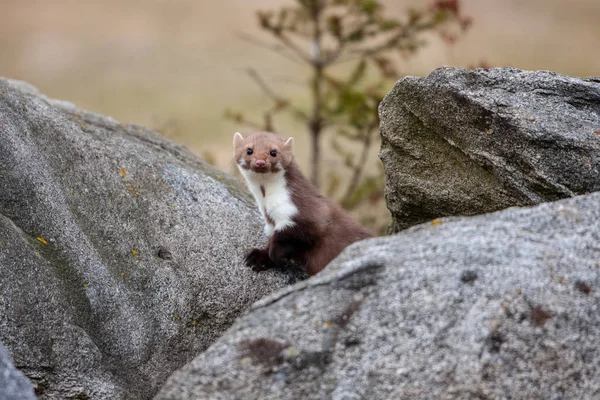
[0,341,37,400]
[156,192,600,400]
[379,67,600,232]
[0,78,301,399]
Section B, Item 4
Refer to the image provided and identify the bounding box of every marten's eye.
[270,150,277,157]
[247,149,253,155]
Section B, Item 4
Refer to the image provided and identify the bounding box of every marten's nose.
[255,160,266,167]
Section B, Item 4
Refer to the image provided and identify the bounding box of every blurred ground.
[1,0,599,229]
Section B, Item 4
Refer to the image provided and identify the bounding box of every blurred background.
[2,0,599,231]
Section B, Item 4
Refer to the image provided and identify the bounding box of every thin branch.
[341,118,379,204]
[233,67,306,86]
[225,112,268,131]
[270,74,308,86]
[308,0,325,187]
[245,68,309,121]
[235,32,304,64]
[285,27,313,41]
[321,39,347,66]
[246,68,281,103]
[275,33,313,64]
[336,25,416,63]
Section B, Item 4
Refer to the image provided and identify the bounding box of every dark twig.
[336,24,418,64]
[308,0,325,187]
[224,108,269,131]
[235,32,303,64]
[246,68,282,103]
[275,33,313,64]
[246,68,309,121]
[341,118,379,203]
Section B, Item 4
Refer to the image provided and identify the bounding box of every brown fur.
[234,131,373,276]
[282,161,373,275]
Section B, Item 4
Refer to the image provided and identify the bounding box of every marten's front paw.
[244,248,274,272]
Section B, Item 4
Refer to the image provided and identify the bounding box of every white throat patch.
[237,166,297,236]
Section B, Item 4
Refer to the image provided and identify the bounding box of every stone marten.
[233,131,373,276]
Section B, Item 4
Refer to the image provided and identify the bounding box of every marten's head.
[233,131,294,174]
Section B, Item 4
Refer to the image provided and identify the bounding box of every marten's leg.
[269,240,305,269]
[245,227,315,273]
[244,241,301,272]
[268,228,314,272]
[244,245,275,272]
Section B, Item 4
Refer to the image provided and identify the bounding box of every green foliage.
[226,0,471,226]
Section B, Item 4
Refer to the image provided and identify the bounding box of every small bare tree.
[227,0,471,206]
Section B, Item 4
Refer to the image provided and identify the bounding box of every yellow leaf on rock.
[131,249,138,256]
[37,237,48,245]
[120,168,127,176]
[431,219,442,226]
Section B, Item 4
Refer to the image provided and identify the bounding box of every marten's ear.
[233,132,243,146]
[283,137,294,150]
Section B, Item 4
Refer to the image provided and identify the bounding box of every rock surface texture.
[379,67,600,232]
[0,78,298,399]
[0,342,37,400]
[156,192,600,400]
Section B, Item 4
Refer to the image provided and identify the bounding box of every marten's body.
[233,131,372,276]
